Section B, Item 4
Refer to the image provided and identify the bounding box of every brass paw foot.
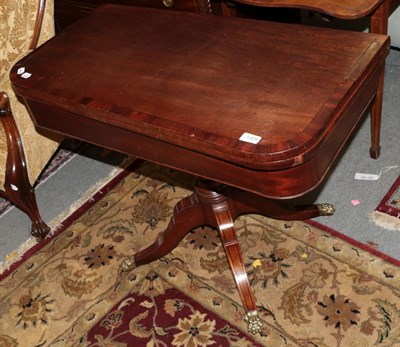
[119,256,136,276]
[243,310,263,335]
[317,203,335,216]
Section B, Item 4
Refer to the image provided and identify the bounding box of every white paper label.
[354,172,379,181]
[239,132,262,144]
[21,72,32,79]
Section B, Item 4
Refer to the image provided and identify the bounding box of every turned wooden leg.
[369,0,389,159]
[369,66,385,159]
[0,92,50,240]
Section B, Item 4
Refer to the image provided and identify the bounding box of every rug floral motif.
[84,274,262,346]
[1,162,400,346]
[370,175,400,231]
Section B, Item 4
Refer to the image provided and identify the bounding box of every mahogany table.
[11,5,390,334]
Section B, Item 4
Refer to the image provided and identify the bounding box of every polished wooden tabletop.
[11,5,389,198]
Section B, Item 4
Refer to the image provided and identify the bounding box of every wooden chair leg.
[0,92,50,240]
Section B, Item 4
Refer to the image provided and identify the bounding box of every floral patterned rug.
[1,161,400,346]
[370,175,400,231]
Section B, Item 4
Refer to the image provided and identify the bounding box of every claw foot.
[31,219,51,240]
[243,310,263,335]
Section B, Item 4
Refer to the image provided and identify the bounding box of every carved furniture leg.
[232,189,335,220]
[0,92,50,240]
[194,181,264,334]
[369,0,389,159]
[120,178,334,334]
[194,181,334,334]
[119,193,207,272]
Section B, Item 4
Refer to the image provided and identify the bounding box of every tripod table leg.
[194,181,263,334]
[210,199,264,334]
[119,193,206,273]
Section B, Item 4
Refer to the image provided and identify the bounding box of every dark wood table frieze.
[11,5,390,334]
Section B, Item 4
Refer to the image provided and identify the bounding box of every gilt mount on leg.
[0,92,50,240]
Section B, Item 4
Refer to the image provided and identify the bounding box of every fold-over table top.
[11,5,389,171]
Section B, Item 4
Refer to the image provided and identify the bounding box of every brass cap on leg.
[317,203,335,216]
[243,310,263,335]
[119,256,136,276]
